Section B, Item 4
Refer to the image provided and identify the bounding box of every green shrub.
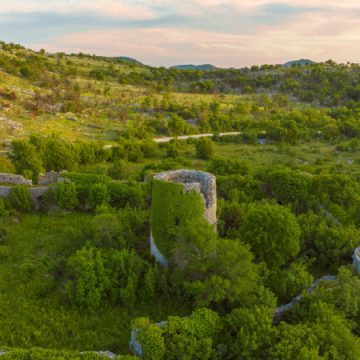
[133,318,165,360]
[108,182,146,209]
[240,202,301,269]
[57,182,78,210]
[91,213,122,248]
[195,137,215,160]
[0,347,137,359]
[88,183,109,209]
[8,185,33,212]
[0,196,8,216]
[208,158,250,176]
[62,172,111,185]
[66,247,109,310]
[108,160,127,179]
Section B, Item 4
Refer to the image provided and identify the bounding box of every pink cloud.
[9,0,360,67]
[191,0,360,10]
[0,0,156,19]
[34,13,360,67]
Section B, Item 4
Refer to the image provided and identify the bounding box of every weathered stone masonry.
[0,185,49,209]
[0,173,32,185]
[150,170,217,266]
[153,169,217,225]
[0,172,65,208]
[353,247,360,273]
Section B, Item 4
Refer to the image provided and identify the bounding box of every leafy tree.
[299,212,359,269]
[165,140,181,158]
[217,175,262,203]
[175,219,260,307]
[186,239,259,307]
[218,201,244,238]
[56,182,78,210]
[162,308,221,360]
[208,158,249,176]
[312,267,360,327]
[133,317,165,360]
[143,268,157,299]
[240,202,301,269]
[268,262,314,303]
[195,137,215,160]
[91,213,122,248]
[270,323,321,360]
[263,169,311,212]
[306,301,360,359]
[42,136,78,171]
[108,182,146,209]
[332,267,360,320]
[108,160,127,180]
[223,306,274,359]
[8,185,33,212]
[88,183,109,209]
[105,248,144,305]
[312,174,360,210]
[0,156,15,174]
[66,247,109,310]
[141,139,159,158]
[167,114,189,135]
[10,140,42,181]
[0,197,8,216]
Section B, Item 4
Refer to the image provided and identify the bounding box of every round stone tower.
[150,170,216,266]
[353,247,360,274]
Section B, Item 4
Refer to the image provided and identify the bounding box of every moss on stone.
[150,179,205,258]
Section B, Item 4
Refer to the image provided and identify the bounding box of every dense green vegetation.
[0,41,359,358]
[151,179,205,257]
[0,348,135,359]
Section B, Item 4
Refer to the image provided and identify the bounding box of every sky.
[1,0,359,67]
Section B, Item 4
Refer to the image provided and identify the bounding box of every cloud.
[0,0,157,18]
[0,0,360,66]
[38,13,360,67]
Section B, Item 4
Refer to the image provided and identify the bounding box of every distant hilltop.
[170,64,218,71]
[115,56,143,65]
[283,59,316,67]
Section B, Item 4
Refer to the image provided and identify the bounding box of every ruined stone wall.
[0,186,49,209]
[38,171,63,185]
[153,169,217,225]
[0,172,67,209]
[0,173,32,185]
[353,247,360,274]
[149,231,168,267]
[0,186,12,198]
[150,170,217,265]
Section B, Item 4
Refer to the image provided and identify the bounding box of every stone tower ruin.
[353,247,360,274]
[150,169,217,266]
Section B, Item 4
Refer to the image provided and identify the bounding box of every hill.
[283,59,316,67]
[0,40,360,359]
[170,64,218,70]
[115,56,143,65]
[0,40,359,146]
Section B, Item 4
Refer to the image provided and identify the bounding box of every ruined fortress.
[353,247,360,273]
[0,173,32,185]
[153,169,217,224]
[150,170,216,266]
[0,171,65,207]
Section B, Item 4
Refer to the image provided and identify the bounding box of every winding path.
[153,131,242,143]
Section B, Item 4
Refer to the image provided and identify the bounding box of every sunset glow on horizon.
[1,0,359,67]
